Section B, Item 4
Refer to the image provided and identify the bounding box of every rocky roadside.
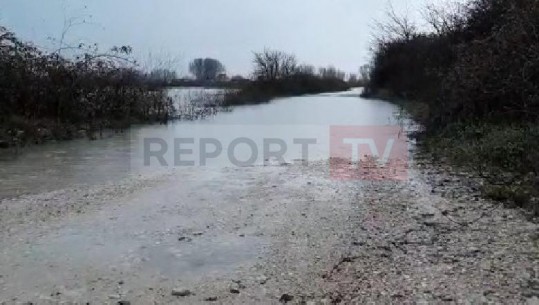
[319,159,539,304]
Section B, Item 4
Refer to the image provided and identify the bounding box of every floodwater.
[0,87,403,199]
[0,87,409,302]
[1,88,533,304]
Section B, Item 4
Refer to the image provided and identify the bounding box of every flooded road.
[0,88,400,302]
[1,89,536,304]
[0,88,399,199]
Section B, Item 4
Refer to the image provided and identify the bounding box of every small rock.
[204,296,218,302]
[279,293,294,303]
[440,295,454,301]
[117,301,131,305]
[178,236,192,242]
[235,282,246,289]
[258,275,268,284]
[172,288,192,297]
[480,261,492,271]
[229,288,240,294]
[529,279,539,289]
[423,220,438,227]
[468,247,481,255]
[193,232,204,236]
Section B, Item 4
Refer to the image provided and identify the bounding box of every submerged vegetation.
[223,49,350,106]
[365,0,539,213]
[0,26,174,147]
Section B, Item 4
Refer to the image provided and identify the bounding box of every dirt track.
[0,160,538,304]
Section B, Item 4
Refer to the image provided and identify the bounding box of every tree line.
[224,48,350,105]
[365,0,539,128]
[364,0,539,212]
[0,26,174,146]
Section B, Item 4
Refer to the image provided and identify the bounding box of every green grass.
[420,122,539,215]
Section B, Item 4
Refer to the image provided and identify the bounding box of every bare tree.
[142,50,182,77]
[319,66,346,80]
[422,0,466,35]
[203,58,225,80]
[149,68,177,84]
[49,1,101,57]
[374,2,417,42]
[253,49,297,81]
[296,64,316,76]
[189,58,205,80]
[359,64,371,83]
[189,58,225,81]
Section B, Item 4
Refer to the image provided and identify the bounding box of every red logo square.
[330,125,409,181]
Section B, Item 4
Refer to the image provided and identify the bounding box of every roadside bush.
[0,26,174,146]
[366,0,539,127]
[425,123,539,175]
[364,0,539,213]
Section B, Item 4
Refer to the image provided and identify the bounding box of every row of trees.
[252,49,349,82]
[223,49,350,105]
[185,54,358,86]
[364,0,539,210]
[0,26,174,145]
[365,0,539,127]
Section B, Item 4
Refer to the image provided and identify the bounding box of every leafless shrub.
[373,2,418,43]
[253,49,297,81]
[0,26,174,145]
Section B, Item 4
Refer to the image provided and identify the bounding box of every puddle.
[143,235,265,278]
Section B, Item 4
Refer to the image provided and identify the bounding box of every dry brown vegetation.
[0,26,174,146]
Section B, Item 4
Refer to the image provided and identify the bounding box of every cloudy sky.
[0,0,435,76]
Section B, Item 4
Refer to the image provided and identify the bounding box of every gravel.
[0,160,537,304]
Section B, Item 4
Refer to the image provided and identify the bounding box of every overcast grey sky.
[0,0,435,76]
